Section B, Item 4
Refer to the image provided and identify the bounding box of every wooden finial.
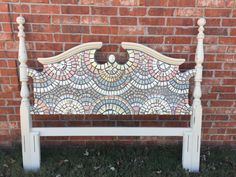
[17,16,26,39]
[197,18,206,27]
[16,15,25,25]
[197,18,206,40]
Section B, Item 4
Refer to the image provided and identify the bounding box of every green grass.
[0,144,236,177]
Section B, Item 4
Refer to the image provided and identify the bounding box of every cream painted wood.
[32,127,191,137]
[17,16,40,171]
[17,16,205,172]
[182,18,206,172]
[38,42,102,64]
[121,42,185,65]
[182,131,193,170]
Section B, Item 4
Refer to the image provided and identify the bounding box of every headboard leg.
[17,16,41,171]
[183,18,206,172]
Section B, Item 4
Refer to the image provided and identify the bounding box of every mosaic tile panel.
[28,47,195,115]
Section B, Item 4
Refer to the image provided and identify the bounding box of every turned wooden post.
[17,16,40,171]
[191,17,206,172]
[182,18,206,172]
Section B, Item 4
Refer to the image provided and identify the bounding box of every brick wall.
[0,0,236,146]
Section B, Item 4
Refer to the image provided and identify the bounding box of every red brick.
[26,33,53,42]
[205,28,228,35]
[168,0,195,7]
[31,5,60,14]
[165,37,192,44]
[205,46,227,53]
[2,23,12,33]
[212,86,235,93]
[92,121,115,126]
[111,17,137,25]
[117,121,139,127]
[205,116,229,123]
[91,7,117,15]
[11,4,30,13]
[215,71,236,77]
[211,101,234,107]
[0,33,13,41]
[223,79,236,85]
[173,46,194,53]
[175,8,203,17]
[81,16,108,25]
[0,42,4,49]
[0,107,15,114]
[222,19,236,26]
[91,26,118,34]
[0,69,17,76]
[0,3,8,12]
[230,28,236,36]
[140,0,168,6]
[175,27,197,35]
[205,9,231,17]
[120,7,146,16]
[216,53,235,62]
[100,45,119,52]
[82,35,109,43]
[0,122,9,129]
[2,85,18,92]
[167,18,193,26]
[0,77,10,84]
[51,0,77,4]
[5,41,19,50]
[54,34,81,42]
[202,78,222,85]
[204,63,223,69]
[79,0,111,5]
[206,19,221,26]
[148,8,174,16]
[62,25,90,34]
[119,26,144,35]
[197,0,225,7]
[0,60,7,67]
[36,43,63,51]
[61,6,89,14]
[32,24,60,33]
[110,36,137,43]
[0,51,17,59]
[21,0,49,2]
[139,18,165,26]
[67,121,91,127]
[138,36,164,44]
[227,129,236,134]
[219,94,236,100]
[23,15,51,23]
[226,0,235,8]
[112,0,139,6]
[219,37,236,45]
[224,63,236,70]
[52,16,80,24]
[148,27,173,35]
[214,122,236,127]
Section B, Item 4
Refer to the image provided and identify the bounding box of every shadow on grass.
[0,144,235,177]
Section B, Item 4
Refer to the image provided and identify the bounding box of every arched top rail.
[38,42,186,66]
[38,42,103,65]
[121,42,185,65]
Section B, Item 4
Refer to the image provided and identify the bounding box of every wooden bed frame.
[16,16,206,172]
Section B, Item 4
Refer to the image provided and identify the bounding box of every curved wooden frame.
[38,42,103,64]
[121,42,185,65]
[17,16,205,172]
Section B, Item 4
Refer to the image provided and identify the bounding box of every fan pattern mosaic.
[28,47,195,115]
